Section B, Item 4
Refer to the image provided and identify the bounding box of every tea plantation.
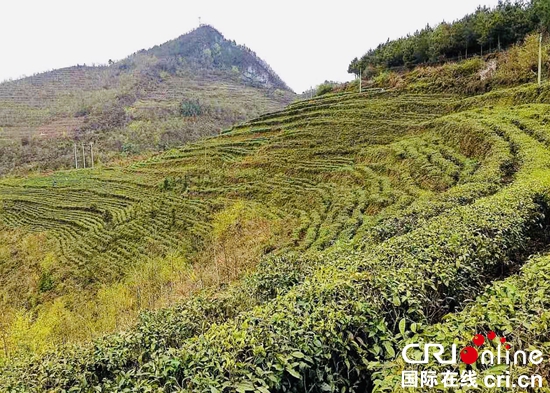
[2,83,550,391]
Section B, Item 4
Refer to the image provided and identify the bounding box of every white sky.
[1,0,501,93]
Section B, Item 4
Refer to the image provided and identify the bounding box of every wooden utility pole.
[539,32,543,86]
[359,68,362,93]
[81,142,86,168]
[90,142,94,168]
[74,143,78,169]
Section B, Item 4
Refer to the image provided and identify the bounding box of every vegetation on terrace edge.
[3,75,550,391]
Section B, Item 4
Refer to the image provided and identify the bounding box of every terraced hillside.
[3,84,550,391]
[0,91,461,348]
[0,25,295,176]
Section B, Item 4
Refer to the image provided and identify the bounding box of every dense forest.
[348,0,550,76]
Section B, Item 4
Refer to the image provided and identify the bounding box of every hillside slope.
[3,82,550,391]
[0,25,295,176]
[0,90,460,352]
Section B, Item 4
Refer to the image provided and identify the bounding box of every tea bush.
[4,85,550,391]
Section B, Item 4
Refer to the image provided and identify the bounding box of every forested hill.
[348,0,550,76]
[0,25,295,176]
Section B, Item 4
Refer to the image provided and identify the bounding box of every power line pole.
[539,32,543,86]
[90,142,94,168]
[81,142,86,168]
[74,143,78,169]
[359,68,362,93]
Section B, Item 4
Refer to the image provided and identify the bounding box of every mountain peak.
[143,25,292,91]
[193,24,224,37]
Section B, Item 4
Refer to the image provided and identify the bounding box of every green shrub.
[180,99,203,117]
[372,253,550,392]
[316,83,334,96]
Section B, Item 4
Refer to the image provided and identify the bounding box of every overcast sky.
[1,0,501,93]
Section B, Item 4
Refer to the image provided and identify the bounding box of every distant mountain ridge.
[0,25,295,175]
